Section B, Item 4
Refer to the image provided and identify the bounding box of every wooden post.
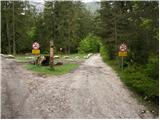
[50,40,54,68]
[121,56,124,71]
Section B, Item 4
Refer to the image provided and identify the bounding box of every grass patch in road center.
[25,63,79,75]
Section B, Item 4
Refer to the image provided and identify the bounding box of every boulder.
[55,62,63,66]
[87,53,93,58]
[25,56,35,59]
[5,54,15,59]
[75,56,80,59]
[84,53,93,59]
[54,55,60,59]
[64,56,69,59]
[0,54,6,57]
[84,56,88,59]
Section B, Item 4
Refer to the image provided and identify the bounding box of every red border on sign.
[119,44,127,52]
[32,42,40,50]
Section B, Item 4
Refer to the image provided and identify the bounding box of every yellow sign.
[118,52,127,56]
[32,49,40,54]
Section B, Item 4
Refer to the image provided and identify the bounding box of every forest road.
[1,54,154,119]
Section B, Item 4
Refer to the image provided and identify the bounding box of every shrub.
[144,54,159,80]
[100,43,109,62]
[78,33,100,53]
[122,65,159,100]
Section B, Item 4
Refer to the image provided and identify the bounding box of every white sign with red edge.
[32,42,40,50]
[119,43,127,52]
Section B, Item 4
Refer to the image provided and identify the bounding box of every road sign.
[32,42,40,50]
[32,49,40,54]
[119,43,128,71]
[118,51,127,56]
[119,43,127,52]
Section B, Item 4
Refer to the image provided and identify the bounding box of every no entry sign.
[32,42,40,55]
[32,42,40,50]
[119,43,127,52]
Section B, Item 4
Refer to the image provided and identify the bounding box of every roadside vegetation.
[78,34,100,54]
[100,44,159,115]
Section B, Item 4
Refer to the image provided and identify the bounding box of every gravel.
[1,54,154,118]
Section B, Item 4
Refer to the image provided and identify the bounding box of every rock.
[84,56,88,59]
[64,56,69,59]
[84,53,93,59]
[75,56,80,59]
[54,55,60,59]
[25,56,35,59]
[87,53,93,58]
[141,110,146,113]
[55,62,63,66]
[5,54,15,59]
[0,54,6,57]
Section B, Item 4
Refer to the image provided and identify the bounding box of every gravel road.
[1,54,154,119]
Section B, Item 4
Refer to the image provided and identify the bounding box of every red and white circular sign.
[119,43,127,52]
[32,42,40,50]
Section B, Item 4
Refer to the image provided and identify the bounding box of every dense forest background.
[1,1,159,107]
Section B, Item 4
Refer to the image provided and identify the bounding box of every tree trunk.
[114,18,118,52]
[68,46,70,54]
[50,40,54,68]
[12,1,16,55]
[65,46,67,54]
[6,19,11,54]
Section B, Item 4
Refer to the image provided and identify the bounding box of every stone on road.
[1,54,153,118]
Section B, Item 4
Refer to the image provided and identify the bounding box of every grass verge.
[25,63,79,75]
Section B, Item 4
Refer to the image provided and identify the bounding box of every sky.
[29,0,101,3]
[30,0,101,13]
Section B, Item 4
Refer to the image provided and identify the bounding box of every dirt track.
[1,54,154,118]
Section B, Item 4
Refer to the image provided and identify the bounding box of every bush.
[122,65,159,100]
[78,33,100,53]
[100,43,109,62]
[144,54,159,80]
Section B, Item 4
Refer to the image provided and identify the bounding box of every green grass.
[25,63,79,75]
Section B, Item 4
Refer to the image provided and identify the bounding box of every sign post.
[118,43,127,71]
[50,40,54,68]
